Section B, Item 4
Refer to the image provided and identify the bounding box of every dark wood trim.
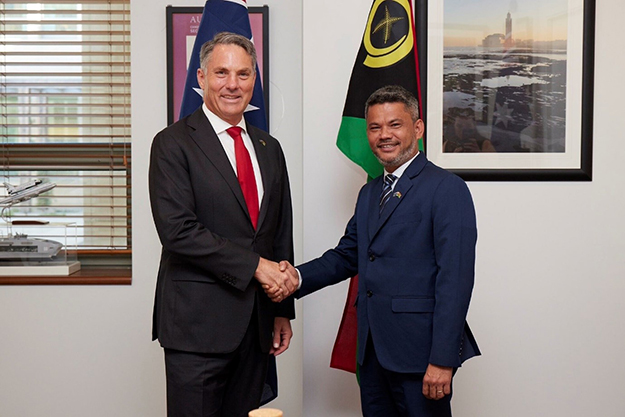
[0,268,131,285]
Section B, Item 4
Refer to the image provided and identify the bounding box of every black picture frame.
[166,5,269,127]
[418,0,595,181]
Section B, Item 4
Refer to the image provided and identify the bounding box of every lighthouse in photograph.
[503,12,514,49]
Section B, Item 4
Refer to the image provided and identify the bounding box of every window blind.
[0,0,131,262]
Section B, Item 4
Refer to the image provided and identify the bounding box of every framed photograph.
[422,0,595,181]
[166,6,269,126]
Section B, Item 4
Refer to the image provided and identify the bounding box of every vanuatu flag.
[337,0,423,181]
[330,0,423,374]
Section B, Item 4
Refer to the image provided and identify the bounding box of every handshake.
[254,258,299,302]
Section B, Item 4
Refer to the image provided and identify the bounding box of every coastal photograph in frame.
[166,6,269,126]
[425,0,595,180]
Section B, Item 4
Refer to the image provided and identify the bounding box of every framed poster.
[166,6,269,126]
[423,0,595,181]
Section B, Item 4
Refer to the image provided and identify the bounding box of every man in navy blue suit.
[276,85,480,416]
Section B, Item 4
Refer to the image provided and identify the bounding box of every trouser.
[359,336,453,417]
[164,314,268,417]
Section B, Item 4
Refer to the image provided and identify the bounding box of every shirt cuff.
[296,267,303,290]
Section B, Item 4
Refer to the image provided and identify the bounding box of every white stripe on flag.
[224,0,248,8]
[245,104,259,113]
[192,89,258,113]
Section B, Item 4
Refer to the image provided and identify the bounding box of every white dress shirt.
[202,103,264,208]
[384,151,419,192]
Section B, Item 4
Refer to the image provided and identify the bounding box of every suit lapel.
[367,176,383,242]
[248,125,271,232]
[187,109,250,223]
[370,153,428,242]
[378,176,413,224]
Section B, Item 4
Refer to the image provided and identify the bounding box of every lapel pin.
[393,191,402,198]
[259,139,266,147]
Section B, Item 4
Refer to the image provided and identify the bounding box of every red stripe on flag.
[329,275,359,374]
[408,0,423,117]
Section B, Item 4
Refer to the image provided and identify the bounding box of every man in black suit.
[149,32,298,417]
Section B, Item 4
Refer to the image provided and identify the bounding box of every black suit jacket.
[149,108,294,354]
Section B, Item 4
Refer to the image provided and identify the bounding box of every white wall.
[301,0,625,416]
[1,0,624,416]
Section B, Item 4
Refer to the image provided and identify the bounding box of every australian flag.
[179,0,268,131]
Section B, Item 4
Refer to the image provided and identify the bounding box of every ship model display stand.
[0,179,81,276]
[0,222,81,276]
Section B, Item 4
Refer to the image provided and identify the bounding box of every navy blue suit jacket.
[298,153,480,373]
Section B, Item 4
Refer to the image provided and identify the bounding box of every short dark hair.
[199,32,257,72]
[364,85,420,121]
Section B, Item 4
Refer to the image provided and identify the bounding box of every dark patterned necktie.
[226,126,259,229]
[379,174,397,214]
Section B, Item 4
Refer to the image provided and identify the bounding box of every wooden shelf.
[0,268,132,285]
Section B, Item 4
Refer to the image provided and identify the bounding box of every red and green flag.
[330,0,423,374]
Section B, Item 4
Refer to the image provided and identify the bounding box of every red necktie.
[226,126,259,229]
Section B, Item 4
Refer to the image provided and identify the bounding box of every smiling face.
[197,43,255,125]
[366,102,424,172]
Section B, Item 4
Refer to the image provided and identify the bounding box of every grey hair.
[199,32,257,72]
[364,85,420,121]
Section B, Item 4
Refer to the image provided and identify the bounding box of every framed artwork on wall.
[166,6,269,126]
[419,0,595,181]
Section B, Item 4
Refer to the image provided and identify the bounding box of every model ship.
[0,234,63,260]
[0,179,62,262]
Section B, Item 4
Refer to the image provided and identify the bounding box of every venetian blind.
[0,0,131,262]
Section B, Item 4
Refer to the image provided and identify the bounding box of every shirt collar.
[202,103,247,135]
[385,151,419,180]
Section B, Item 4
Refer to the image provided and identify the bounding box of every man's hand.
[262,260,299,302]
[422,363,453,400]
[270,317,293,356]
[279,260,298,284]
[255,258,298,302]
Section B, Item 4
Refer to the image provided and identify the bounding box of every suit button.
[369,255,375,261]
[366,290,373,297]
